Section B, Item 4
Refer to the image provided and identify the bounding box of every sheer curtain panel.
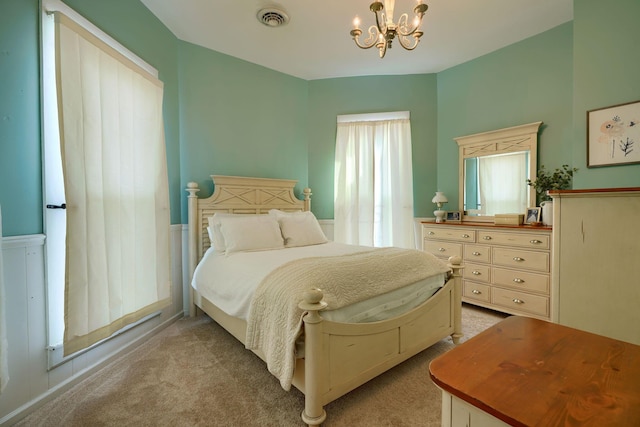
[55,13,171,356]
[334,112,415,249]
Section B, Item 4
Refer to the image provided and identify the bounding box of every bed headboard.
[186,175,311,282]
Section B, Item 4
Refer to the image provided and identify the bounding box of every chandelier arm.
[396,13,424,37]
[351,26,381,49]
[397,33,422,50]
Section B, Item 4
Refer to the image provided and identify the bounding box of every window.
[42,0,170,360]
[334,111,415,249]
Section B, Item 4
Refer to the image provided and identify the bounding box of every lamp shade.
[432,192,448,204]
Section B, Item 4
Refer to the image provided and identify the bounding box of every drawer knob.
[461,234,470,238]
[512,256,525,262]
[472,289,482,295]
[472,251,481,256]
[472,270,481,275]
[513,278,525,284]
[438,247,446,252]
[512,298,525,304]
[427,231,435,235]
[483,236,492,240]
[530,239,542,244]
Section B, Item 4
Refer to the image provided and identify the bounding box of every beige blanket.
[244,247,450,390]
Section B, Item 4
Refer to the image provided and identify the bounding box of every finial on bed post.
[186,182,200,317]
[303,188,312,212]
[298,288,327,426]
[448,256,464,344]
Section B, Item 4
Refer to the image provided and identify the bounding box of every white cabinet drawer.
[423,226,476,243]
[464,244,491,263]
[492,248,549,272]
[478,231,549,250]
[492,288,549,317]
[423,241,462,259]
[492,267,549,294]
[463,281,491,303]
[464,263,491,283]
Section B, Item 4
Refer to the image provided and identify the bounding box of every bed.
[186,175,463,426]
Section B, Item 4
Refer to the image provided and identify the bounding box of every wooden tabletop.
[429,316,640,426]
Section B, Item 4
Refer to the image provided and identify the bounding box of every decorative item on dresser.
[526,164,578,226]
[432,191,448,223]
[550,187,640,345]
[423,221,552,320]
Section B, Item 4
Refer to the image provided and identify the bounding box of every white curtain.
[55,13,171,356]
[478,152,527,215]
[0,206,8,393]
[334,112,415,249]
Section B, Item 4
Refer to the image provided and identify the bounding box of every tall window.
[334,112,415,249]
[42,1,171,358]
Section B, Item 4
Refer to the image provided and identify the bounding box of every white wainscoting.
[0,225,185,425]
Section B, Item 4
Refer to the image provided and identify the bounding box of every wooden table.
[429,316,640,426]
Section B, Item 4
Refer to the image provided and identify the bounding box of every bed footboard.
[297,256,463,426]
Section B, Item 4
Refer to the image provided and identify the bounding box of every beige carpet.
[15,304,506,427]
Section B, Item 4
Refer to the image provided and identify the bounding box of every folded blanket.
[244,247,450,390]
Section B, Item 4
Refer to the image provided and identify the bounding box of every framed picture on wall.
[445,211,462,222]
[587,100,640,167]
[525,207,541,224]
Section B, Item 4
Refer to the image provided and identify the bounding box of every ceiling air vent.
[257,8,289,27]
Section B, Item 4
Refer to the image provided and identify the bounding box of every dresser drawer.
[492,267,549,294]
[464,244,491,263]
[423,226,476,243]
[423,241,462,259]
[492,248,549,272]
[477,231,550,250]
[463,281,491,303]
[492,288,549,317]
[464,263,491,283]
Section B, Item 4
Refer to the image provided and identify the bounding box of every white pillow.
[207,214,236,252]
[269,209,328,248]
[218,215,284,254]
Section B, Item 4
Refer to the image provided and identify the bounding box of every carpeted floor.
[15,304,506,427]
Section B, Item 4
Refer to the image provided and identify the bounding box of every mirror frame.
[455,121,542,222]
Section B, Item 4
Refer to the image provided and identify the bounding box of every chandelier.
[350,0,428,58]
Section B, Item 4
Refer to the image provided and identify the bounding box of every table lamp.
[432,191,448,223]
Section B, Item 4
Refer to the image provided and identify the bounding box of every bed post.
[299,288,328,426]
[186,182,200,317]
[303,187,312,212]
[448,256,464,344]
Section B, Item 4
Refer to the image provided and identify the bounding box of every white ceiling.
[140,0,573,81]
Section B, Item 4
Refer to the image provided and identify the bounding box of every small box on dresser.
[422,221,552,320]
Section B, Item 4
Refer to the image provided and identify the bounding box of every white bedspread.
[244,247,450,390]
[192,242,376,319]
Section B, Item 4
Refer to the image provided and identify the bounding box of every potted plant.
[526,165,578,225]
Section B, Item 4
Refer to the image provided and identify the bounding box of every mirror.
[455,122,542,220]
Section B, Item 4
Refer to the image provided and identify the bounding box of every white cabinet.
[551,188,640,344]
[442,392,508,427]
[423,222,552,319]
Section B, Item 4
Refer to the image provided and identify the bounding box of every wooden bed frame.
[186,175,463,426]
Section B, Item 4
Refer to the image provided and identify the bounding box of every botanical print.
[588,101,640,167]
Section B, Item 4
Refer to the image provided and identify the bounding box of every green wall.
[178,42,308,220]
[0,0,41,236]
[436,23,574,211]
[307,74,438,219]
[572,0,640,188]
[2,0,639,237]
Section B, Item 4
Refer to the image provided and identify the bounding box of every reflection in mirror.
[456,121,542,221]
[464,151,530,216]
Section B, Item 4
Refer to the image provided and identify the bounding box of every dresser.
[550,187,640,345]
[422,222,552,319]
[430,316,640,427]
